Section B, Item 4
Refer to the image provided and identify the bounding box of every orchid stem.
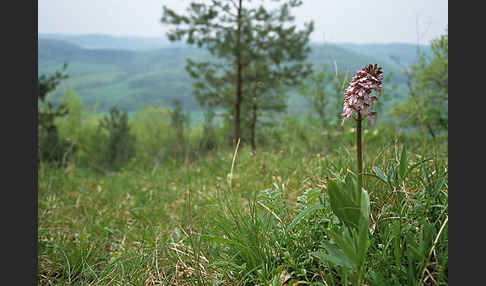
[356,112,363,202]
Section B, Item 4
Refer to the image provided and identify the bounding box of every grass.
[38,139,447,285]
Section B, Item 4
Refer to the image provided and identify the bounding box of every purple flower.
[341,64,383,125]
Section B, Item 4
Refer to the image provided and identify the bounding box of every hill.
[39,38,137,67]
[39,38,209,111]
[38,35,421,114]
[39,33,174,51]
[338,42,432,67]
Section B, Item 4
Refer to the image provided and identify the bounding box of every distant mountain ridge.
[338,43,432,67]
[39,33,430,59]
[38,34,425,113]
[39,33,177,51]
[39,38,138,67]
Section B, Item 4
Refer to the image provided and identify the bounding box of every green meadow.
[38,117,448,285]
[38,31,447,285]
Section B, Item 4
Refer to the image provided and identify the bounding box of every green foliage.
[98,106,136,170]
[314,175,371,285]
[38,62,69,101]
[55,89,100,169]
[39,41,208,113]
[169,98,190,159]
[38,132,447,285]
[203,201,282,284]
[241,60,293,150]
[199,107,218,153]
[390,30,448,138]
[300,63,399,132]
[162,0,314,144]
[299,64,348,128]
[56,89,83,142]
[326,174,363,230]
[38,63,76,166]
[38,31,448,285]
[39,36,419,116]
[131,105,172,167]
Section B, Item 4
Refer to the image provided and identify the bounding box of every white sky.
[39,0,448,45]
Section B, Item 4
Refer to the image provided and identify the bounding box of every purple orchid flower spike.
[341,64,383,126]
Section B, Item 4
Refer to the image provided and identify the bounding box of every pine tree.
[161,0,313,147]
[99,106,136,170]
[243,61,287,151]
[169,98,190,158]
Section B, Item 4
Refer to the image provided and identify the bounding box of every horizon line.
[38,32,432,46]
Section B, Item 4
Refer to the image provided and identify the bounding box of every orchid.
[344,64,383,209]
[341,64,383,126]
[318,65,384,286]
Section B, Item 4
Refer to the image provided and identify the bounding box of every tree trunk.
[250,97,257,152]
[234,0,243,147]
[426,124,436,139]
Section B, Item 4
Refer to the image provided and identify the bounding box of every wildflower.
[341,64,383,125]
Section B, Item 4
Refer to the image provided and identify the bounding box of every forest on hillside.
[38,34,430,114]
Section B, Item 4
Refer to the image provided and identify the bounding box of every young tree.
[99,106,136,170]
[299,64,351,129]
[199,105,218,152]
[132,105,173,166]
[243,61,287,151]
[299,65,336,129]
[161,0,313,146]
[38,63,75,165]
[390,30,448,138]
[169,98,190,158]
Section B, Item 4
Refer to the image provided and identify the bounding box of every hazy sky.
[39,0,448,45]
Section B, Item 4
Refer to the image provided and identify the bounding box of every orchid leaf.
[327,177,360,229]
